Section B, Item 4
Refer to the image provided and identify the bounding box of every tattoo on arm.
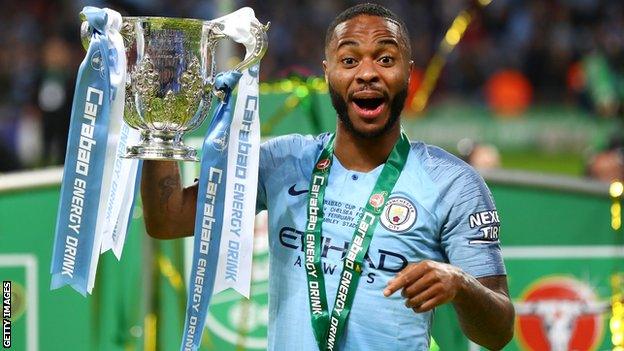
[158,176,180,209]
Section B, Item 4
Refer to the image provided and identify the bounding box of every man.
[141,4,514,350]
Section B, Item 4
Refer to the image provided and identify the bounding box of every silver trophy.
[81,14,268,161]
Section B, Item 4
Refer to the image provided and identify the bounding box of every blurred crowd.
[0,0,623,174]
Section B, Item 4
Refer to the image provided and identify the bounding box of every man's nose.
[355,58,380,84]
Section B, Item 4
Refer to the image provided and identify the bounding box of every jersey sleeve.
[256,139,273,213]
[256,166,267,213]
[256,134,323,213]
[440,168,506,278]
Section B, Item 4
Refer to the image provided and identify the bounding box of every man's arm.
[141,160,198,239]
[383,260,514,350]
[453,274,514,350]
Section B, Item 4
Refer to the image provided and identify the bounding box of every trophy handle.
[233,21,269,72]
[203,21,268,101]
[204,21,269,74]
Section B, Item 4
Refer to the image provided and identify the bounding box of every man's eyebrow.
[377,38,399,47]
[336,37,400,51]
[336,39,358,51]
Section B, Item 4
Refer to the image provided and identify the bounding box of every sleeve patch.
[468,210,500,243]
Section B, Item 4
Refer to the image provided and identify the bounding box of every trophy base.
[123,131,198,162]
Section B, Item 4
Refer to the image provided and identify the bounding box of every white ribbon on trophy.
[87,8,142,292]
[209,8,261,298]
[94,10,142,260]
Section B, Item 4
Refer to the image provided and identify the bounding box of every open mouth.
[353,97,385,111]
[351,96,386,118]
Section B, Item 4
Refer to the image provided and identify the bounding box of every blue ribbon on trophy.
[181,70,241,351]
[50,7,141,295]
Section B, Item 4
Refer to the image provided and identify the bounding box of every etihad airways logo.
[279,227,408,283]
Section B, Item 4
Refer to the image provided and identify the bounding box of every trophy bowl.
[81,14,268,161]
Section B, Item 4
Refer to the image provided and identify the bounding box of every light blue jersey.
[257,133,505,351]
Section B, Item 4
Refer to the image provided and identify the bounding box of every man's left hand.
[383,260,467,313]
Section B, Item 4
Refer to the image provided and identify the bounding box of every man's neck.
[333,123,401,172]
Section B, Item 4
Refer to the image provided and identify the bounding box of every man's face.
[324,15,412,139]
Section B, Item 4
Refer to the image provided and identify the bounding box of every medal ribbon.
[303,132,411,351]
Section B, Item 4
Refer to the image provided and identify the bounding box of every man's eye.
[379,56,394,65]
[342,58,357,66]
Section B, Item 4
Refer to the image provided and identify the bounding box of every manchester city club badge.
[380,196,417,233]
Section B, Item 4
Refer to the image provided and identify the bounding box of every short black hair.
[324,3,411,56]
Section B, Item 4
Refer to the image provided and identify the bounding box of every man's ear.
[407,60,414,84]
[322,60,329,83]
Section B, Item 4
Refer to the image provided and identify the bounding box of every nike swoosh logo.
[288,184,308,196]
